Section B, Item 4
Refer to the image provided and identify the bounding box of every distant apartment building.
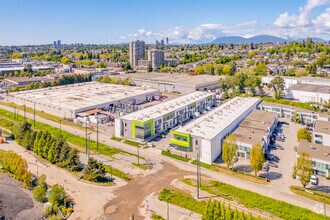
[129,40,145,68]
[53,41,57,48]
[148,49,165,70]
[57,40,61,48]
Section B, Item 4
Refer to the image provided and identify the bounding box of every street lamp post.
[96,114,99,150]
[33,102,36,126]
[137,146,140,165]
[23,105,26,121]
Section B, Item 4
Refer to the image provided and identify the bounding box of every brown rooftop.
[233,126,264,145]
[298,139,330,162]
[314,120,330,135]
[244,110,278,124]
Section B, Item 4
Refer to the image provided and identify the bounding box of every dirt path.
[103,161,192,219]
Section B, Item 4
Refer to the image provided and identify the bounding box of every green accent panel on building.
[132,119,155,139]
[170,130,190,148]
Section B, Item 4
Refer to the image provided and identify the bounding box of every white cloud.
[116,0,330,44]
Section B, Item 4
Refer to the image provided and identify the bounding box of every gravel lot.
[0,173,43,220]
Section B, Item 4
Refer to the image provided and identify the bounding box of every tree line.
[13,122,80,171]
[0,149,32,187]
[96,74,134,86]
[203,199,261,220]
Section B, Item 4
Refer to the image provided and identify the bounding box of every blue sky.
[0,0,329,45]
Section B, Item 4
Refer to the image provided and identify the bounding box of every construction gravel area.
[0,173,43,220]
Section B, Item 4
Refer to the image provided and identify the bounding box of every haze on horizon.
[0,0,329,45]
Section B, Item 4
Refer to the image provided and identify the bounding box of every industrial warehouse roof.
[175,97,261,140]
[298,139,330,162]
[10,82,158,111]
[114,72,223,88]
[233,110,277,145]
[121,91,213,121]
[314,120,330,135]
[288,84,330,94]
[232,126,265,145]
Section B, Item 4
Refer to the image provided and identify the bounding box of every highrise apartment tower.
[129,40,145,68]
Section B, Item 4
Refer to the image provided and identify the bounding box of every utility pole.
[59,120,62,134]
[85,124,88,154]
[137,146,140,165]
[167,201,170,220]
[33,102,36,126]
[96,114,99,150]
[196,145,200,199]
[23,105,26,121]
[87,133,91,158]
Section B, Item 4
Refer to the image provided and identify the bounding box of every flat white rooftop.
[10,82,158,111]
[121,91,213,122]
[175,97,261,140]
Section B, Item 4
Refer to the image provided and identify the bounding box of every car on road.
[164,144,174,150]
[310,175,319,186]
[268,155,280,162]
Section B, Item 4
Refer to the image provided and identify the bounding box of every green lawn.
[0,108,137,158]
[132,162,148,170]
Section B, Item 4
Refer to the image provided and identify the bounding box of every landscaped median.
[161,150,190,162]
[182,178,329,220]
[290,185,330,205]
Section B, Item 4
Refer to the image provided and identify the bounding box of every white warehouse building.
[8,82,159,119]
[170,97,261,164]
[115,91,215,141]
[285,84,330,104]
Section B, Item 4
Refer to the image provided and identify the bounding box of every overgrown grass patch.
[191,160,268,184]
[290,185,330,205]
[161,150,190,162]
[182,178,328,220]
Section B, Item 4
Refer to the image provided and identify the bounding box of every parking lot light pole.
[137,146,140,165]
[96,115,99,150]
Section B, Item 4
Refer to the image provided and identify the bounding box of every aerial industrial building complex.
[114,72,222,94]
[115,91,215,140]
[8,82,159,118]
[233,110,278,159]
[170,97,261,164]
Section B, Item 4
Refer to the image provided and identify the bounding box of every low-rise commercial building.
[233,110,278,159]
[8,82,159,119]
[170,97,261,164]
[314,120,330,146]
[258,101,330,124]
[285,84,330,104]
[262,76,330,89]
[115,91,215,141]
[113,72,222,94]
[298,140,330,177]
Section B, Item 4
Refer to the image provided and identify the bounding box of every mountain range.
[210,35,327,44]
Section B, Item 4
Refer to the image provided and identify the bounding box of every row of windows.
[313,161,330,170]
[174,134,188,142]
